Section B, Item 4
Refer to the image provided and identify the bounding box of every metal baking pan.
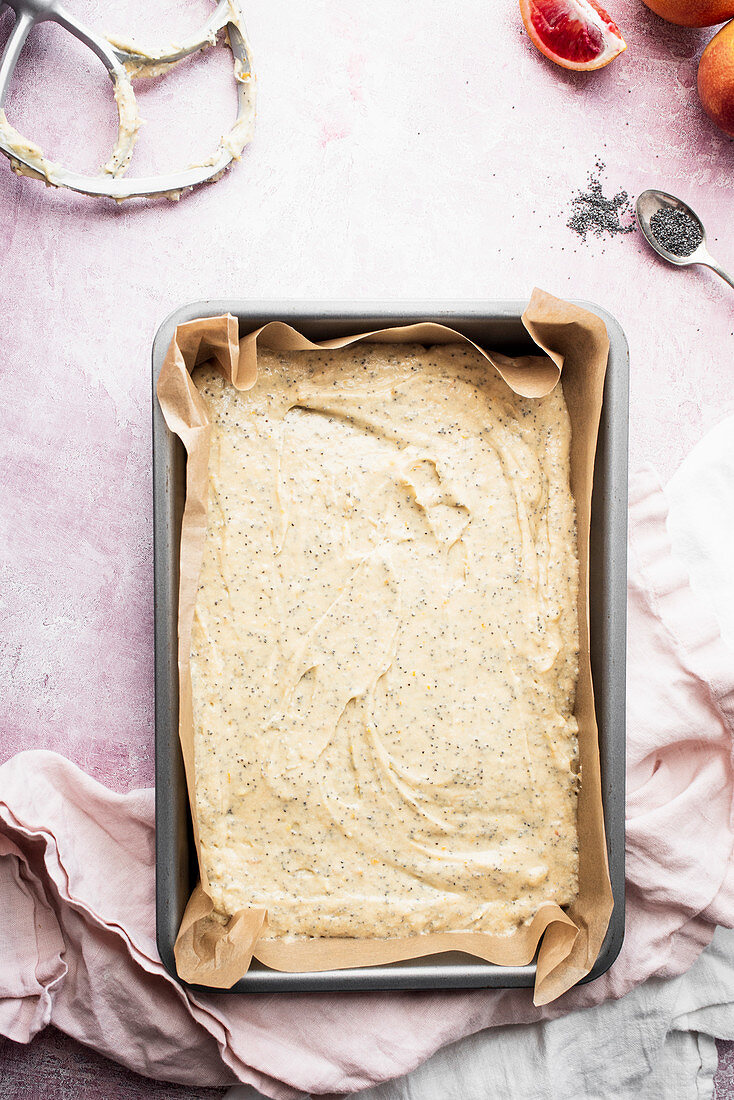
[153,300,628,993]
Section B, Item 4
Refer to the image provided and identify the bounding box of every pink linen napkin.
[1,468,733,1099]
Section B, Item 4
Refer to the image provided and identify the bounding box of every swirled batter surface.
[191,343,579,939]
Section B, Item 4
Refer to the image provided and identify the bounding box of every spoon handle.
[700,257,734,292]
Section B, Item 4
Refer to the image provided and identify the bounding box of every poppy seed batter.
[191,343,579,940]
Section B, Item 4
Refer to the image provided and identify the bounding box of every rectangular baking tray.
[153,300,628,993]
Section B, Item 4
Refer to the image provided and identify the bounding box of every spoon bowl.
[636,189,734,290]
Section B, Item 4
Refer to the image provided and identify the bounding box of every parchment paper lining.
[156,289,613,1005]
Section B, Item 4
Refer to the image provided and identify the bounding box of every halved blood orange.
[520,0,627,71]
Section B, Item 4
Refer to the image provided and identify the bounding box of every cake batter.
[190,342,579,939]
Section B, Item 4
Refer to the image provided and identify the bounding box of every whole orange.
[642,0,734,26]
[698,19,734,136]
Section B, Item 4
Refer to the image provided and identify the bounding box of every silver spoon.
[636,189,734,292]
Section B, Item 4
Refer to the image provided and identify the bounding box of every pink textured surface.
[0,0,733,1094]
[718,1040,734,1100]
[0,1028,226,1100]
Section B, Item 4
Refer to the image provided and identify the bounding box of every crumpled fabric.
[301,927,734,1100]
[1,467,733,1098]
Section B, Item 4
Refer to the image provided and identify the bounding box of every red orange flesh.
[520,0,627,71]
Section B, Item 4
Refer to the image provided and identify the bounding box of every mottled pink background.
[1,0,733,1094]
